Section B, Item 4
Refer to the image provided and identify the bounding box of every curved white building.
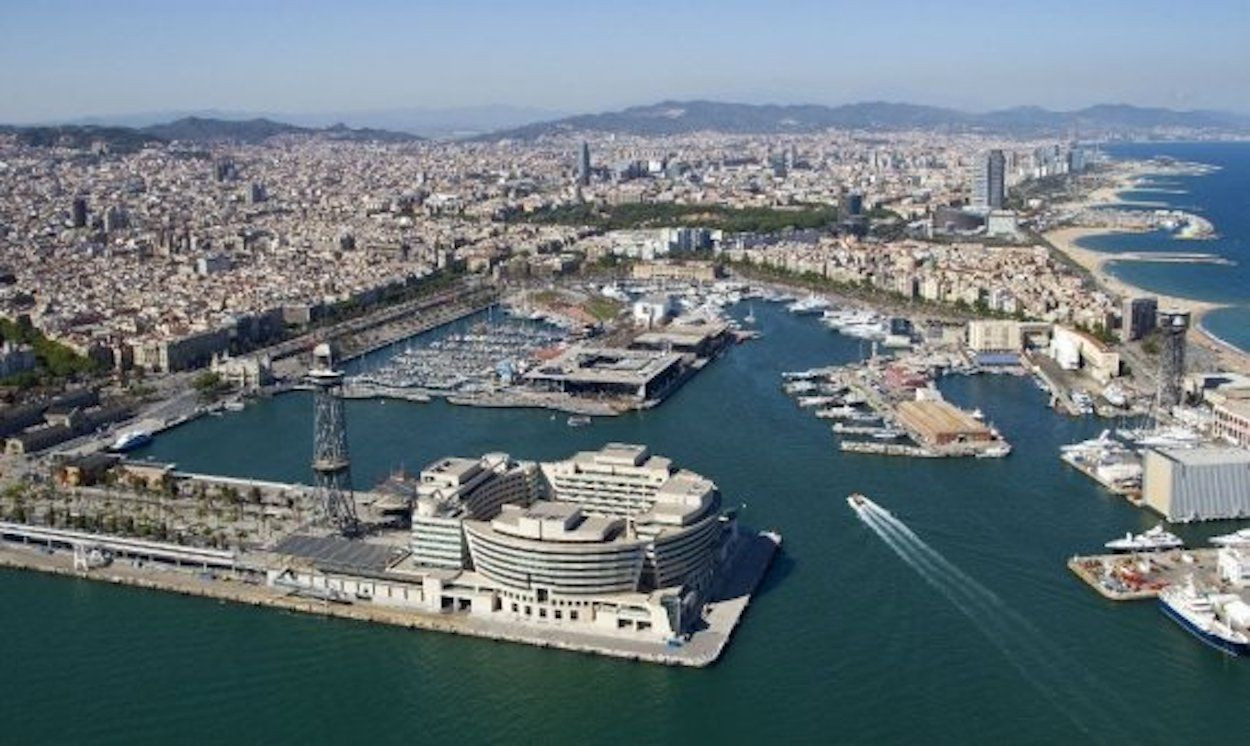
[408,444,730,639]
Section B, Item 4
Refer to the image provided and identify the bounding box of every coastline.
[1043,226,1249,374]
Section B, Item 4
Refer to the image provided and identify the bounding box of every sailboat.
[744,304,757,325]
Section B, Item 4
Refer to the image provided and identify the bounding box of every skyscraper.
[1121,296,1158,343]
[71,196,88,228]
[578,141,591,186]
[971,150,1006,210]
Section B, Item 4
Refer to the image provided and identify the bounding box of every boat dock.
[839,441,938,457]
[1068,549,1221,601]
[1059,451,1143,503]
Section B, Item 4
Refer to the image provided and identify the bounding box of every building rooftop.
[1154,447,1250,467]
[489,502,625,543]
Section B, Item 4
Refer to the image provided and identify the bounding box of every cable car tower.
[308,342,358,535]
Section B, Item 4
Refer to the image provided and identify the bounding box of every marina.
[8,290,1250,742]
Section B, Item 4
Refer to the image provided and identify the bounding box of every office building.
[71,196,88,228]
[972,150,1006,210]
[578,142,591,186]
[1121,297,1158,342]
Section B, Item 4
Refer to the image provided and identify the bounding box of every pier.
[1068,549,1220,601]
[0,526,780,668]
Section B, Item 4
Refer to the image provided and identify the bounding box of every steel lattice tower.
[308,343,358,534]
[1157,309,1190,410]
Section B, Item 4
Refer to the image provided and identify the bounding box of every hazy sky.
[1,0,1247,122]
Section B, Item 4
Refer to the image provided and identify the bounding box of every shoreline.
[1043,153,1250,373]
[1044,225,1250,374]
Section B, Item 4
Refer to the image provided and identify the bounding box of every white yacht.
[1210,528,1250,548]
[1105,524,1185,553]
[787,295,831,315]
[815,405,860,420]
[796,395,838,408]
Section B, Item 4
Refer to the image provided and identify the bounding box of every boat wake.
[854,499,1156,741]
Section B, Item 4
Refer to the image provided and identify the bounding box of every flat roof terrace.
[523,346,685,400]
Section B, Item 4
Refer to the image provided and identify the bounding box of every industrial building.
[1142,447,1250,522]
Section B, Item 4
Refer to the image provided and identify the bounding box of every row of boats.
[784,369,909,443]
[1104,524,1250,553]
[349,321,567,393]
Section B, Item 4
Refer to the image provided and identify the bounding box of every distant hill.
[138,117,422,144]
[0,123,164,153]
[477,100,1250,140]
[0,116,423,151]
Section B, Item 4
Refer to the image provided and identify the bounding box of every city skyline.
[2,0,1248,124]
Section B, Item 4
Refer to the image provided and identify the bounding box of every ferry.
[109,429,152,453]
[1106,524,1184,553]
[1159,579,1250,656]
[1210,528,1250,548]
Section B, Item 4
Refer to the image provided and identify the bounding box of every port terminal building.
[273,445,735,641]
[523,347,686,404]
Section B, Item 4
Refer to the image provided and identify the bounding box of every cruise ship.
[1105,524,1184,553]
[1159,580,1250,656]
[109,429,152,453]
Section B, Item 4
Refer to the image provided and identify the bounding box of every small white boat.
[976,444,1012,458]
[567,415,592,428]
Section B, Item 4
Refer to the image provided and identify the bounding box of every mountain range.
[0,117,423,152]
[3,101,1249,152]
[476,100,1250,140]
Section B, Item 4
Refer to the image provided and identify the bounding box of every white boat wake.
[854,499,1156,741]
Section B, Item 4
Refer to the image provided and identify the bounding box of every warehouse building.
[1143,447,1250,522]
[896,399,993,447]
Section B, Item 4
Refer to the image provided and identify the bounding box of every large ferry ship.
[1159,580,1250,656]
